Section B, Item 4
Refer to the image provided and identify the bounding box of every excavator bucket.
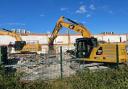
[14,41,26,50]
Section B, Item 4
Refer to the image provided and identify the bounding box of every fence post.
[60,46,63,79]
[116,44,119,67]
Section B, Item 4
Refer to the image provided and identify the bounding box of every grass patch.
[0,65,128,89]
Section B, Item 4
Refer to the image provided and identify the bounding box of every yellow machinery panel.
[21,43,42,52]
[48,16,128,64]
[80,43,128,63]
[0,29,42,54]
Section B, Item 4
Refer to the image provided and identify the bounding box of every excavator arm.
[49,16,128,64]
[0,28,22,41]
[48,16,91,50]
[0,28,26,50]
[0,28,41,53]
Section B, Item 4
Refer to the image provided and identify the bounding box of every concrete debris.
[11,53,76,81]
[6,53,109,81]
[20,62,76,81]
[85,66,109,71]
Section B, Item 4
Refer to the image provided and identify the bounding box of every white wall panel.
[94,35,103,41]
[54,36,68,44]
[0,36,15,45]
[21,35,48,44]
[103,35,119,42]
[0,34,127,53]
[70,35,82,43]
[94,35,127,43]
[119,35,126,42]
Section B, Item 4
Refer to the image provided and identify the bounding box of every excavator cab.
[75,38,98,58]
[14,41,26,50]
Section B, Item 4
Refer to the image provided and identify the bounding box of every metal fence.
[3,46,75,81]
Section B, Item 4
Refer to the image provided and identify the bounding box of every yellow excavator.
[48,16,128,64]
[0,28,41,53]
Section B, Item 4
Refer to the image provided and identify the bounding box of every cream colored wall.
[0,35,15,45]
[0,34,126,45]
[70,35,82,43]
[119,35,127,42]
[0,34,127,53]
[94,35,127,42]
[54,36,68,44]
[21,35,48,44]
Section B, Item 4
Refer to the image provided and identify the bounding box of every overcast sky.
[0,0,128,34]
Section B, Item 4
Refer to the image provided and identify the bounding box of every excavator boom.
[48,16,128,64]
[0,28,22,41]
[0,28,41,52]
[49,16,91,50]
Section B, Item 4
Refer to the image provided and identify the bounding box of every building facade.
[0,33,127,53]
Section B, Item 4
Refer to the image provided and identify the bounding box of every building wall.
[54,36,68,44]
[1,34,126,45]
[0,36,16,45]
[0,34,127,53]
[94,34,127,42]
[21,35,48,44]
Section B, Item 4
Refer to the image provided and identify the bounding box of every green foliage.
[0,65,128,89]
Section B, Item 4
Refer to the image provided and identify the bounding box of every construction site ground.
[4,52,113,82]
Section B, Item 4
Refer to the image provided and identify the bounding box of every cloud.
[89,4,96,10]
[0,22,26,26]
[40,14,45,17]
[101,5,110,11]
[82,21,86,24]
[101,5,114,14]
[7,23,26,26]
[76,5,87,14]
[47,31,51,34]
[80,1,84,4]
[86,14,91,18]
[108,10,113,14]
[60,8,68,11]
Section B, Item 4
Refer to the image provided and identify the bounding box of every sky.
[0,0,128,34]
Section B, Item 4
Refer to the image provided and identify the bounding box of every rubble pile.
[14,53,76,81]
[6,52,109,81]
